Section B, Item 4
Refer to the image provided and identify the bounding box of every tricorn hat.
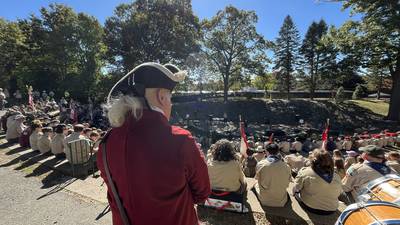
[107,62,186,103]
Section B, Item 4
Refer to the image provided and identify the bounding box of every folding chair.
[67,139,95,177]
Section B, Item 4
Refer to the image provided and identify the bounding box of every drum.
[357,174,400,205]
[335,201,400,225]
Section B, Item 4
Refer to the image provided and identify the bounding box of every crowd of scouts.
[206,132,400,214]
[1,87,400,217]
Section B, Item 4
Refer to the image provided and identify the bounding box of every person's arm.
[183,136,211,204]
[292,168,305,195]
[342,166,356,193]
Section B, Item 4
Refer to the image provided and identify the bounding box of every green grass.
[347,99,389,116]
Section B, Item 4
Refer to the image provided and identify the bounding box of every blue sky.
[0,0,360,40]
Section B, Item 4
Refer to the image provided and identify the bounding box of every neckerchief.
[313,167,333,183]
[266,155,281,163]
[366,162,392,175]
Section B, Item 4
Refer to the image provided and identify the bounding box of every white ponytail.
[105,95,143,127]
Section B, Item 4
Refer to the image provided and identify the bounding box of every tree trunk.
[377,72,382,100]
[223,77,229,103]
[387,70,400,121]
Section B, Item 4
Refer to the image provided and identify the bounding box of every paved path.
[0,165,112,225]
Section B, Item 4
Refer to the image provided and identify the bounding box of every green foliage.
[352,84,364,99]
[335,86,346,103]
[252,73,275,90]
[201,6,270,102]
[273,15,300,98]
[104,0,200,72]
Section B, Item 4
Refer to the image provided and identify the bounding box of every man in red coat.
[97,62,211,225]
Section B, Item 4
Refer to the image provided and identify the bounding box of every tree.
[352,84,364,99]
[332,1,400,121]
[364,67,392,99]
[202,6,269,102]
[104,0,200,72]
[274,15,300,99]
[184,52,216,93]
[300,20,328,99]
[335,86,346,103]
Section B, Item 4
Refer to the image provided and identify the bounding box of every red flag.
[239,116,248,158]
[321,119,330,150]
[269,133,274,143]
[28,93,35,110]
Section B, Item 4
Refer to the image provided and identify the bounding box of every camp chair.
[203,189,248,213]
[67,139,95,177]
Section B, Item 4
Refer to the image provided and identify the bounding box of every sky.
[0,0,361,40]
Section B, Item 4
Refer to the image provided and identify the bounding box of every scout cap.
[359,145,385,158]
[107,62,187,103]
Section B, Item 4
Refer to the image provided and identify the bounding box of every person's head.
[356,156,364,164]
[334,158,345,170]
[106,63,186,127]
[83,128,92,137]
[388,151,400,161]
[265,143,280,156]
[54,124,67,134]
[73,124,85,134]
[89,131,100,142]
[310,149,334,175]
[333,149,342,158]
[42,127,53,136]
[360,145,385,163]
[211,139,237,162]
[31,120,42,131]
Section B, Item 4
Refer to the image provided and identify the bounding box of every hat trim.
[107,62,186,103]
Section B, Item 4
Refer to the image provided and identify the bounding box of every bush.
[335,86,346,103]
[352,84,364,100]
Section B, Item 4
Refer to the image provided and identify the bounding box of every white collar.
[150,105,165,117]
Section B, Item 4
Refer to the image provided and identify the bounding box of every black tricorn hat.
[107,62,186,103]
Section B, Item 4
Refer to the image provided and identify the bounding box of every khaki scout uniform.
[293,167,343,211]
[279,141,290,153]
[51,133,65,155]
[292,141,303,152]
[342,140,352,151]
[207,160,245,192]
[342,162,385,199]
[284,154,305,173]
[29,131,43,151]
[37,134,51,154]
[255,158,291,207]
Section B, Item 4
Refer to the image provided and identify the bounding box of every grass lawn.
[347,99,389,117]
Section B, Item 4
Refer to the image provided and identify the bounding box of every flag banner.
[321,119,330,150]
[239,116,248,158]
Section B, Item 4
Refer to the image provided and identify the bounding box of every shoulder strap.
[101,130,131,225]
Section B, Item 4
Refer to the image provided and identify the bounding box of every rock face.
[171,99,397,134]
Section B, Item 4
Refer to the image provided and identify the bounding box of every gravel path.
[0,165,112,225]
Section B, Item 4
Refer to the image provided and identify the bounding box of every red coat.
[97,110,210,225]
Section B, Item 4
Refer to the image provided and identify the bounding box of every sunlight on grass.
[347,99,389,116]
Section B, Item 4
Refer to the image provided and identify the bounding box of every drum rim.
[337,201,400,224]
[358,174,400,197]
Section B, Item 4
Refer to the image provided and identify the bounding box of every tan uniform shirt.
[279,141,290,153]
[342,140,352,151]
[37,135,51,154]
[254,152,265,162]
[64,133,92,164]
[207,160,245,192]
[284,154,305,173]
[292,141,302,152]
[255,158,291,207]
[342,162,385,199]
[29,131,43,151]
[387,161,400,174]
[6,119,25,140]
[51,134,65,154]
[344,157,357,171]
[293,167,343,211]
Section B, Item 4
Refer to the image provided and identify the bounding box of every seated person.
[344,151,357,171]
[292,138,302,152]
[253,146,266,162]
[207,139,246,193]
[387,151,400,174]
[334,158,346,179]
[279,139,291,154]
[242,154,257,177]
[6,114,26,143]
[293,148,343,215]
[342,145,394,199]
[64,124,93,165]
[284,152,306,176]
[255,143,291,207]
[51,124,68,159]
[37,127,53,155]
[29,120,43,152]
[89,131,100,151]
